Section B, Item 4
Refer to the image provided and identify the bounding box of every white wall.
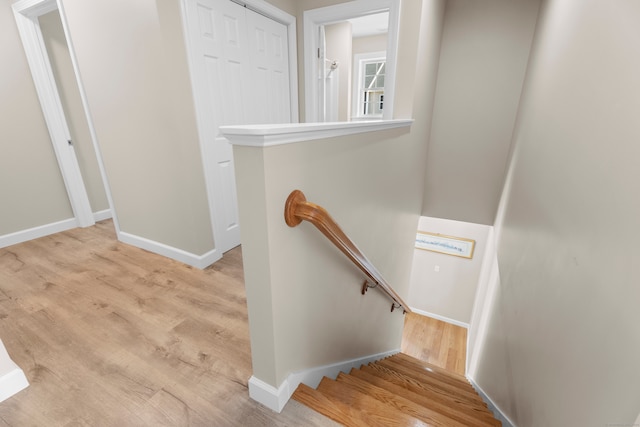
[408,216,490,325]
[470,0,640,425]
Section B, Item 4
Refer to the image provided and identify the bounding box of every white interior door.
[185,0,291,254]
[246,8,291,124]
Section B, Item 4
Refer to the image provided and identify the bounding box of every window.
[352,51,386,119]
[361,60,385,116]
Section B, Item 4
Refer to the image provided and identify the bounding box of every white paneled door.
[185,0,291,254]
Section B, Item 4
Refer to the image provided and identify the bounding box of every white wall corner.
[0,340,29,404]
[248,349,400,413]
[467,376,516,427]
[117,231,221,269]
[0,218,77,249]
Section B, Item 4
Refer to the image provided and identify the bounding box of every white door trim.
[303,0,400,123]
[180,0,298,258]
[12,0,117,231]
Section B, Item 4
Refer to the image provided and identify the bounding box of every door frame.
[12,0,117,230]
[303,0,401,123]
[180,0,298,257]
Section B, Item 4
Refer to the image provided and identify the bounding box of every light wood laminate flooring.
[0,220,466,426]
[0,220,338,426]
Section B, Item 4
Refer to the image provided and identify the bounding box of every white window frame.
[352,51,386,120]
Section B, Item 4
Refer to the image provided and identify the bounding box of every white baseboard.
[117,231,220,269]
[0,339,29,403]
[93,209,112,222]
[410,307,470,329]
[0,218,77,249]
[248,376,291,413]
[248,349,400,413]
[467,376,516,427]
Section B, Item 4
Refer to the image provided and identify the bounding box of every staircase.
[292,352,501,426]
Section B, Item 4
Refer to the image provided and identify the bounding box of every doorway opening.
[303,0,400,123]
[12,0,116,235]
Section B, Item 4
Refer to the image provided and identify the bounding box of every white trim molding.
[0,339,29,404]
[409,307,470,329]
[0,218,77,249]
[467,377,516,427]
[221,119,412,147]
[248,349,399,413]
[117,231,220,270]
[93,209,112,222]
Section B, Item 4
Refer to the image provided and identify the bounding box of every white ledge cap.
[220,119,413,147]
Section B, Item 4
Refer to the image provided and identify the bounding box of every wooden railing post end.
[285,190,306,227]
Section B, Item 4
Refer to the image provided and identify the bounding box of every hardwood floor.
[0,221,338,426]
[0,221,467,426]
[401,312,467,376]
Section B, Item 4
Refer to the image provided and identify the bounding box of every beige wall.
[236,128,419,386]
[61,0,214,255]
[0,3,73,236]
[264,0,297,16]
[352,34,387,56]
[422,0,540,225]
[473,0,640,424]
[39,10,109,214]
[234,0,446,390]
[408,216,490,324]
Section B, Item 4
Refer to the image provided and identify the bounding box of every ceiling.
[348,12,389,38]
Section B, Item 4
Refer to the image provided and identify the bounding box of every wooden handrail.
[284,189,411,314]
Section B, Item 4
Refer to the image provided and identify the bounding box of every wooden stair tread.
[292,345,501,427]
[363,363,491,414]
[350,368,500,427]
[292,383,375,427]
[335,372,468,427]
[394,352,469,384]
[316,377,433,427]
[384,356,476,394]
[375,358,486,406]
[385,354,476,392]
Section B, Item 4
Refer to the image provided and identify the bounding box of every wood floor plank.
[335,372,467,427]
[376,358,486,406]
[349,369,496,427]
[401,313,467,375]
[0,220,338,426]
[387,355,476,392]
[292,383,372,427]
[317,377,433,427]
[363,363,489,413]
